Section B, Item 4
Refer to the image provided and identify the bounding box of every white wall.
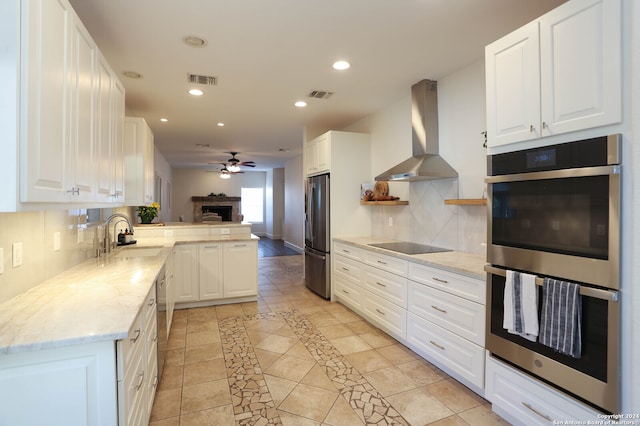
[171,168,267,234]
[283,155,304,251]
[343,59,488,254]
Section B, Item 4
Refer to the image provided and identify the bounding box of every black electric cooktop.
[368,242,452,255]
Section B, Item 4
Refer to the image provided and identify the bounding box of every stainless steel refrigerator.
[304,173,330,299]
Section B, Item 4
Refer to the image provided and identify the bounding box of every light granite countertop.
[0,234,257,355]
[333,236,487,280]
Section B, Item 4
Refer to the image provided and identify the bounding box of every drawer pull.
[375,308,386,316]
[375,281,387,288]
[377,260,388,265]
[130,329,141,343]
[134,372,145,391]
[431,305,447,314]
[341,267,350,272]
[234,244,247,247]
[432,277,449,284]
[153,334,158,343]
[521,402,552,421]
[341,289,350,294]
[342,249,350,253]
[148,298,156,306]
[429,340,445,350]
[152,376,159,389]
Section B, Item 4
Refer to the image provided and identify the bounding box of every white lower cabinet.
[332,240,486,395]
[407,312,484,390]
[174,241,258,307]
[116,283,157,426]
[485,355,602,425]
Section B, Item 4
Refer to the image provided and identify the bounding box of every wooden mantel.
[191,196,241,202]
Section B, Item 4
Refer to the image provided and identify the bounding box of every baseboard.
[266,233,283,240]
[284,241,304,254]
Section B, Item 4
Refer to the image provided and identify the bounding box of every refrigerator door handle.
[305,249,326,261]
[307,182,316,246]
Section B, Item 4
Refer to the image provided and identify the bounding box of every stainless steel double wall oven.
[485,134,621,413]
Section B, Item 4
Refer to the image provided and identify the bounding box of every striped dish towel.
[539,278,582,358]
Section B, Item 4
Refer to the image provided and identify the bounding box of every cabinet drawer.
[363,250,408,276]
[362,291,406,340]
[334,274,363,311]
[408,263,485,304]
[143,284,157,325]
[408,281,485,346]
[118,339,146,426]
[334,255,363,282]
[485,355,601,425]
[333,242,362,261]
[363,265,407,308]
[407,313,484,389]
[117,315,144,381]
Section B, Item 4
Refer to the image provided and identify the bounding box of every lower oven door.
[485,265,619,413]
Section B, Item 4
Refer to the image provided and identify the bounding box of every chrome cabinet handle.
[67,187,80,195]
[234,244,247,247]
[431,305,447,314]
[529,124,534,132]
[341,289,350,294]
[148,298,156,306]
[152,376,159,389]
[377,260,387,265]
[521,402,552,421]
[134,372,145,391]
[429,340,445,350]
[542,121,548,129]
[130,329,141,343]
[375,308,386,316]
[342,249,350,254]
[341,267,350,271]
[432,277,448,284]
[376,281,386,288]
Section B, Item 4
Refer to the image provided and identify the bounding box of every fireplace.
[202,205,232,222]
[192,196,241,223]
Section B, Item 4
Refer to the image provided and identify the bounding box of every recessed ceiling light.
[189,89,204,96]
[294,101,307,108]
[122,70,143,79]
[332,60,351,71]
[183,36,208,48]
[217,122,225,127]
[160,118,168,122]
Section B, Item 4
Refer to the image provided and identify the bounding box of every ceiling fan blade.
[239,162,255,167]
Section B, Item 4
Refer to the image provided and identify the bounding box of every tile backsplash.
[0,207,134,304]
[370,179,487,256]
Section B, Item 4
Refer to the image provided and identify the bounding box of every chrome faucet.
[103,213,134,253]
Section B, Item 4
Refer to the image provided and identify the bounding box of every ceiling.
[69,0,566,172]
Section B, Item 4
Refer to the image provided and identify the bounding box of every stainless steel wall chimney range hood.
[375,79,458,181]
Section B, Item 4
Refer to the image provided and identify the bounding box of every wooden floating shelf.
[360,200,409,206]
[444,199,487,206]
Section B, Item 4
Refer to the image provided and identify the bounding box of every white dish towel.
[503,270,539,342]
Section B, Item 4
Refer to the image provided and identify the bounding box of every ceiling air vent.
[307,90,334,99]
[187,73,218,86]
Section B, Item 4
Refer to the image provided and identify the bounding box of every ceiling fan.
[226,152,255,173]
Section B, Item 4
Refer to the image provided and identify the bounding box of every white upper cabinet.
[486,0,621,148]
[124,117,155,206]
[20,0,72,202]
[1,0,125,210]
[304,133,331,176]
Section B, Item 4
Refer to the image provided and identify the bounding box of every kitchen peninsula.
[0,222,257,425]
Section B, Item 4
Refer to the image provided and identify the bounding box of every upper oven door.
[486,165,621,289]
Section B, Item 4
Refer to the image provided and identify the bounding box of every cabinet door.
[305,138,319,176]
[315,134,331,174]
[68,15,96,202]
[112,79,126,201]
[173,245,199,303]
[485,21,541,147]
[20,0,72,202]
[223,242,258,298]
[144,129,155,203]
[199,243,223,300]
[95,53,114,202]
[539,0,621,136]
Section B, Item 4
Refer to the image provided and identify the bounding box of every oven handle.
[484,265,619,302]
[485,164,620,183]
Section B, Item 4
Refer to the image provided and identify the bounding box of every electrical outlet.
[221,228,230,235]
[0,248,4,274]
[388,217,393,227]
[12,242,22,268]
[54,232,61,251]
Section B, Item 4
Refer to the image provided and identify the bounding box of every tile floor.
[149,255,509,425]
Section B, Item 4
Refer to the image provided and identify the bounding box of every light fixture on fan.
[219,166,231,179]
[227,164,241,173]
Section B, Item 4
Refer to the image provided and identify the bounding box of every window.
[241,187,264,223]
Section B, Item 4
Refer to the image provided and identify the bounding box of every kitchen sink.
[111,246,164,259]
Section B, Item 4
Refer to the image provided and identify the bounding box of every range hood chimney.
[375,79,458,181]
